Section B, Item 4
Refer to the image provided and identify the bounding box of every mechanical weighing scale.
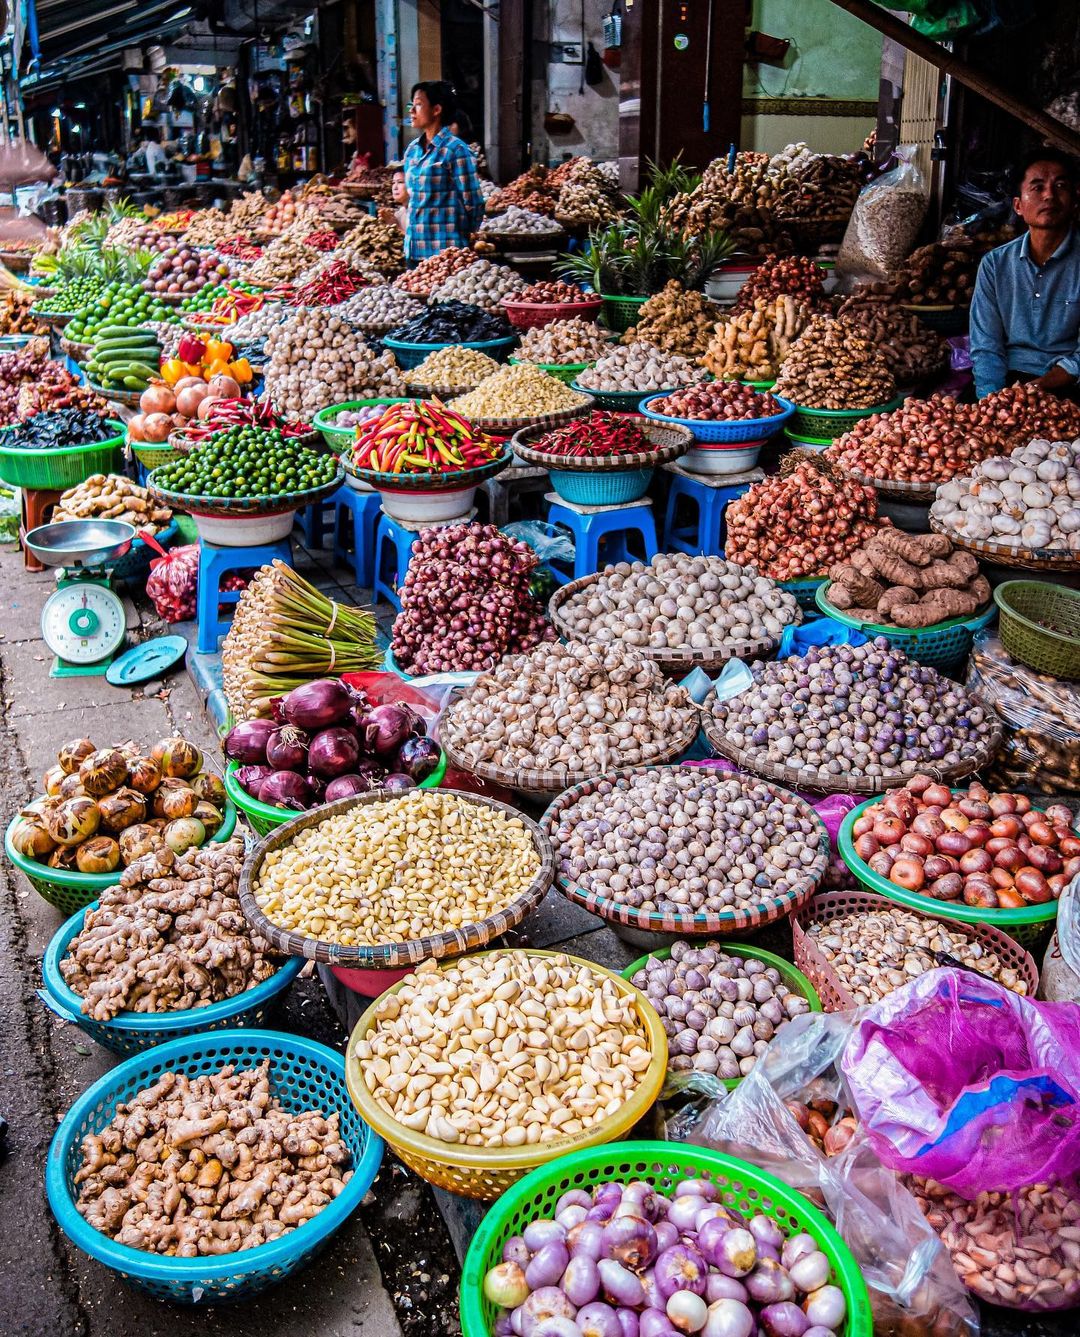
[24,520,135,678]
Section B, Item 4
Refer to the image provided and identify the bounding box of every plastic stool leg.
[196,539,292,653]
[597,510,658,566]
[373,515,408,610]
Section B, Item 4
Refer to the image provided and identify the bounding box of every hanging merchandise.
[584,43,604,86]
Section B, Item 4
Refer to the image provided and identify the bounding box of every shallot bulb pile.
[483,1177,848,1336]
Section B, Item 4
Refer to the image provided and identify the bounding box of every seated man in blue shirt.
[969,149,1080,399]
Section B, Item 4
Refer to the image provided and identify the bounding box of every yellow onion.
[192,800,224,836]
[155,737,203,779]
[146,817,167,832]
[192,773,227,806]
[118,823,161,864]
[79,748,129,797]
[115,738,142,761]
[21,797,55,820]
[59,774,87,800]
[44,764,67,796]
[163,816,206,853]
[76,836,121,874]
[97,787,148,834]
[58,737,96,775]
[48,845,80,870]
[10,818,57,859]
[153,779,197,820]
[126,756,162,795]
[46,796,101,847]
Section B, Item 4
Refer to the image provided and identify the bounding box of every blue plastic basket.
[40,903,304,1055]
[47,1029,384,1303]
[105,520,178,584]
[382,333,517,371]
[815,586,997,671]
[548,466,653,504]
[639,392,795,443]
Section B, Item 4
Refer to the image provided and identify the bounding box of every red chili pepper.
[534,411,651,459]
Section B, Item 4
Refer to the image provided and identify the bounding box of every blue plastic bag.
[778,616,867,659]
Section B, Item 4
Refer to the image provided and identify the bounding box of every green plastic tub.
[600,293,649,332]
[508,357,589,385]
[0,419,125,489]
[622,942,822,1089]
[312,398,415,454]
[838,793,1062,950]
[789,397,904,442]
[459,1141,872,1337]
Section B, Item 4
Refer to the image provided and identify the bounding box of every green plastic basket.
[789,397,904,441]
[0,420,125,489]
[459,1141,873,1337]
[5,799,237,917]
[838,794,1062,950]
[622,942,822,1089]
[224,754,449,837]
[816,586,997,671]
[784,427,834,452]
[994,581,1080,681]
[312,398,415,453]
[601,293,649,332]
[508,357,589,385]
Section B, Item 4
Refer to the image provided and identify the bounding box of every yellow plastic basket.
[345,948,667,1201]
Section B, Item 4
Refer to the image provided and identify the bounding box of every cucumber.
[94,334,160,351]
[123,376,149,391]
[95,347,160,366]
[95,323,154,340]
[121,362,159,380]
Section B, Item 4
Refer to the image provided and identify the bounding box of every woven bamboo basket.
[451,395,594,437]
[540,764,831,937]
[549,569,797,676]
[510,417,692,472]
[237,789,555,969]
[929,514,1080,573]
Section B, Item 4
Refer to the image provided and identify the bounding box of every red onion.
[382,772,416,792]
[280,678,354,730]
[602,1216,658,1272]
[265,724,309,771]
[356,703,417,760]
[234,763,272,798]
[224,718,276,764]
[258,770,310,809]
[308,727,361,779]
[325,773,377,801]
[577,1302,624,1337]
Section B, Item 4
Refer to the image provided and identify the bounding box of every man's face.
[1014,160,1075,231]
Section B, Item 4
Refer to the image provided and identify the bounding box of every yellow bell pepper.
[228,357,254,384]
[205,357,231,378]
[160,358,185,386]
[205,337,233,363]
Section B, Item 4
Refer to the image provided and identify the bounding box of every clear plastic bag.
[146,543,199,622]
[837,145,929,282]
[966,631,1080,795]
[669,1010,979,1336]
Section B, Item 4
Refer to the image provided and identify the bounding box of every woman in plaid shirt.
[403,81,486,263]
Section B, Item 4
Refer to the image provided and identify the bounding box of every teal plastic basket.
[0,419,125,489]
[382,333,516,371]
[781,575,827,612]
[41,903,303,1055]
[105,520,178,584]
[459,1141,873,1337]
[548,465,653,504]
[816,586,997,671]
[46,1029,384,1303]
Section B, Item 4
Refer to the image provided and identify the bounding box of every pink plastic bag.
[842,967,1080,1198]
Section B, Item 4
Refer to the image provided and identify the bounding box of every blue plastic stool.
[372,512,421,611]
[663,470,756,557]
[295,494,339,549]
[546,495,658,580]
[196,537,293,653]
[332,485,382,587]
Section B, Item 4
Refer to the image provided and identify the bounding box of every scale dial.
[40,584,126,664]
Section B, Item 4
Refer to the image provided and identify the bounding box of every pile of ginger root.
[74,1061,352,1256]
[59,837,279,1020]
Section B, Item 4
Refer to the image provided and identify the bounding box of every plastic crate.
[816,586,997,672]
[382,334,517,371]
[46,1030,383,1303]
[41,904,303,1055]
[994,581,1080,680]
[838,794,1060,950]
[639,392,794,443]
[0,420,125,490]
[459,1141,872,1337]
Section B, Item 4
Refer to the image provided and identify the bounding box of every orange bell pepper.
[204,357,231,378]
[205,337,233,363]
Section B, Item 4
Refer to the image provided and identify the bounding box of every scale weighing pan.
[24,519,136,569]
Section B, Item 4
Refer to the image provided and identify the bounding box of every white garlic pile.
[931,438,1080,551]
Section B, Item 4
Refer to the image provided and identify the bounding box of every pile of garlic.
[931,438,1080,551]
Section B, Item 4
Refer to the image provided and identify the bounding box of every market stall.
[1,150,1079,1337]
